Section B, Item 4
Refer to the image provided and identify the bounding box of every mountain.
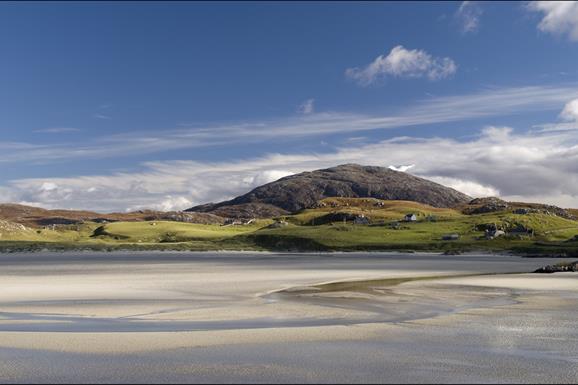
[186,164,472,218]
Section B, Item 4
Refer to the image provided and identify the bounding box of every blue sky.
[2,1,578,211]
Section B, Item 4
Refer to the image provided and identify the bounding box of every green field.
[2,199,578,256]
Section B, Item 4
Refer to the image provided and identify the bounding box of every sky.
[1,1,578,212]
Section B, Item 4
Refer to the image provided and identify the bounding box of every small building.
[442,234,460,241]
[403,213,417,222]
[485,229,505,240]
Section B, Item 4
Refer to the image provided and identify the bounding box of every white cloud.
[346,45,457,86]
[528,1,578,41]
[2,84,576,165]
[455,1,483,34]
[4,125,578,212]
[428,176,499,198]
[33,127,81,134]
[129,196,193,212]
[297,99,315,114]
[39,182,58,192]
[560,98,578,121]
[388,164,415,172]
[93,113,112,120]
[533,98,578,132]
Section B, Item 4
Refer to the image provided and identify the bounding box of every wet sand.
[0,252,577,383]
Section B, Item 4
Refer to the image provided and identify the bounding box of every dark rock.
[534,261,578,273]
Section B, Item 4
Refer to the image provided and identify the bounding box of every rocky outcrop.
[534,261,578,273]
[463,197,509,214]
[463,198,576,220]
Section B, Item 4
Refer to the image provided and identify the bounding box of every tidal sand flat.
[0,252,577,383]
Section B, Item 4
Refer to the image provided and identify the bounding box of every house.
[442,234,460,241]
[485,229,505,239]
[403,213,417,222]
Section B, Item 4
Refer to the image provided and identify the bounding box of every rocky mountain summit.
[187,164,473,218]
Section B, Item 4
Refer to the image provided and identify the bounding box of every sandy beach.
[0,252,577,383]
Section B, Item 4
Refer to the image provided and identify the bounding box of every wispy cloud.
[33,127,81,134]
[93,104,114,120]
[3,124,578,212]
[297,99,315,115]
[455,1,483,34]
[346,45,457,86]
[528,1,578,41]
[93,113,112,120]
[1,84,578,164]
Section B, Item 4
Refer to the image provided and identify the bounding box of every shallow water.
[0,252,576,383]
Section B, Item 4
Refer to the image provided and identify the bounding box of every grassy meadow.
[1,198,578,256]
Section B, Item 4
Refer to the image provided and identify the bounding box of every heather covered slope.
[187,164,472,217]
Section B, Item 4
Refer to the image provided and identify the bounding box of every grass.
[1,198,578,256]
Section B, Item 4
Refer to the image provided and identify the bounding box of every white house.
[404,213,417,222]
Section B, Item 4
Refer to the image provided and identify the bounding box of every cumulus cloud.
[528,1,578,41]
[455,1,483,34]
[560,98,578,121]
[4,125,578,211]
[534,98,578,132]
[130,196,193,212]
[428,176,500,198]
[297,99,315,114]
[346,45,457,86]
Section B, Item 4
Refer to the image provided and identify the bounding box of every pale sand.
[0,252,577,383]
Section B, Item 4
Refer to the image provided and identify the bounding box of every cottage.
[403,213,417,222]
[442,234,460,241]
[485,227,506,239]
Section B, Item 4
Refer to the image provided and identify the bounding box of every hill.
[0,203,224,228]
[186,164,472,218]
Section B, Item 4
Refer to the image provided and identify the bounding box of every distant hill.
[0,203,224,227]
[186,164,473,218]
